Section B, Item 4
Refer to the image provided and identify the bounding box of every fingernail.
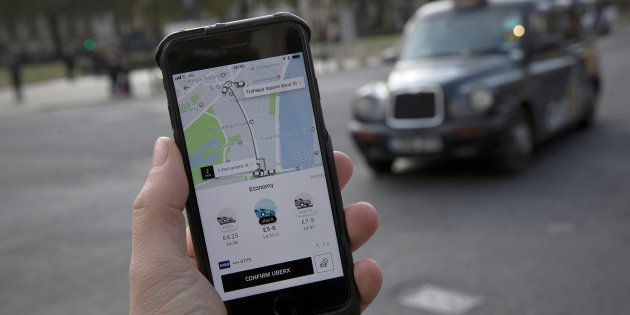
[152,138,168,167]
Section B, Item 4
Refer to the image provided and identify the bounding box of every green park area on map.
[184,107,226,185]
[268,93,276,115]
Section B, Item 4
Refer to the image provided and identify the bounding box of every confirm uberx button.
[221,258,314,292]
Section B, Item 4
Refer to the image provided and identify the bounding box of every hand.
[130,137,382,314]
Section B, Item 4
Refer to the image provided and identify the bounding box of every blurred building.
[259,0,426,40]
[0,0,428,60]
[0,13,147,63]
[2,0,626,65]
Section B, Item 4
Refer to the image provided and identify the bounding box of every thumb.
[132,137,189,261]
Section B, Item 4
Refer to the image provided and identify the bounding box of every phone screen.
[171,52,344,301]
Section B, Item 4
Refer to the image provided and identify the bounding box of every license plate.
[389,136,443,153]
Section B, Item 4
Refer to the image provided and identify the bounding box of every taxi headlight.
[354,97,386,122]
[470,89,494,112]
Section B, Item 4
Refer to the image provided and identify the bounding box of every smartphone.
[155,13,359,314]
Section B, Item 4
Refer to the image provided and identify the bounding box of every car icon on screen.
[217,216,236,225]
[294,198,313,209]
[255,208,276,218]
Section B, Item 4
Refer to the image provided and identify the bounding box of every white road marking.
[398,284,482,315]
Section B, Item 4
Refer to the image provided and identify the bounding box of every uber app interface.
[172,53,343,300]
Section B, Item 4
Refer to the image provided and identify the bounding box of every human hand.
[130,137,382,314]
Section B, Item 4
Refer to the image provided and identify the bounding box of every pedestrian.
[117,54,132,96]
[105,47,131,97]
[62,46,76,80]
[9,50,23,104]
[105,47,121,96]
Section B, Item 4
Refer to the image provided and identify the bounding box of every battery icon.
[292,54,301,59]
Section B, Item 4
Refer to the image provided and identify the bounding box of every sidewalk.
[0,57,382,113]
[0,69,164,113]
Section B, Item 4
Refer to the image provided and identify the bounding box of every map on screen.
[173,53,321,190]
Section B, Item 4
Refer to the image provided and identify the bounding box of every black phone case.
[155,13,360,315]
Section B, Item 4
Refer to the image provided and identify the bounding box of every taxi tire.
[497,110,534,174]
[577,81,598,130]
[366,158,394,174]
[577,103,596,130]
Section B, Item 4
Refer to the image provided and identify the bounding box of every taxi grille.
[393,92,436,119]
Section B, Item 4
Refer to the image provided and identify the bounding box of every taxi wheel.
[577,81,598,130]
[577,95,598,130]
[366,158,394,174]
[497,110,534,173]
[577,106,595,129]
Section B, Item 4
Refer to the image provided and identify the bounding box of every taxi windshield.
[401,6,525,59]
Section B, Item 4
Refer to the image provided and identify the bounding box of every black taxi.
[349,0,601,173]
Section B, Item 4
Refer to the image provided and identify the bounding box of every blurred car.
[349,0,601,173]
[580,0,618,35]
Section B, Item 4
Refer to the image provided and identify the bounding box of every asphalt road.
[1,25,629,314]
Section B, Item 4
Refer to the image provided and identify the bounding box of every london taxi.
[349,0,601,172]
